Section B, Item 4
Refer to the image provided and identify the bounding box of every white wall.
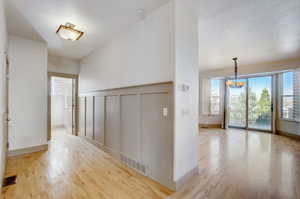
[51,95,64,126]
[0,0,7,53]
[8,36,48,150]
[199,115,223,125]
[0,0,8,189]
[51,96,73,132]
[51,77,73,133]
[79,0,200,186]
[173,0,199,181]
[48,55,80,75]
[79,2,175,93]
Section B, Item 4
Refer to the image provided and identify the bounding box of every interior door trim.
[47,72,79,140]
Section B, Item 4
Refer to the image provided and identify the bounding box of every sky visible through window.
[210,79,221,115]
[211,79,220,95]
[248,76,272,98]
[283,72,293,95]
[229,77,272,98]
[228,73,293,96]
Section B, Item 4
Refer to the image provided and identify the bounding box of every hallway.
[2,130,172,199]
[2,128,300,199]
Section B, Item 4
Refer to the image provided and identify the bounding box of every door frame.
[4,54,10,150]
[47,72,79,140]
[225,74,274,133]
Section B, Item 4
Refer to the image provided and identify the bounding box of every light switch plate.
[163,107,168,117]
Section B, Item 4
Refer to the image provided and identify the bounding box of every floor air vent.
[121,154,146,174]
[2,175,17,187]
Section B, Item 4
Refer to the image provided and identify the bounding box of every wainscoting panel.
[78,97,86,137]
[120,94,140,162]
[79,82,174,189]
[141,93,173,188]
[94,96,105,145]
[86,96,94,140]
[105,95,121,154]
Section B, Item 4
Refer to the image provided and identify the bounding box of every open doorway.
[48,73,78,140]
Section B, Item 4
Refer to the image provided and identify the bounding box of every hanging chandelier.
[226,57,245,88]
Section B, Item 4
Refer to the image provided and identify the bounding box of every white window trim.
[279,71,300,123]
[209,79,223,116]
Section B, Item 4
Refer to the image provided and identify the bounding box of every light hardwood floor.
[172,128,300,199]
[2,128,300,199]
[2,129,173,199]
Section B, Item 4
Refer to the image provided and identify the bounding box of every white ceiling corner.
[5,0,171,60]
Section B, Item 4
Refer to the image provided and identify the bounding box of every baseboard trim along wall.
[277,130,300,141]
[8,144,48,157]
[174,166,199,191]
[51,124,65,129]
[199,123,222,128]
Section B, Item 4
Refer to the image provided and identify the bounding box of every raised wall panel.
[141,93,173,187]
[105,95,120,153]
[94,96,105,144]
[86,96,94,139]
[79,83,174,189]
[78,97,86,137]
[120,94,140,161]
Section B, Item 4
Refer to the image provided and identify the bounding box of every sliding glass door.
[228,79,247,128]
[248,76,272,131]
[227,76,273,131]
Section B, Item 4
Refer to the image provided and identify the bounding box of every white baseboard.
[174,166,199,191]
[8,144,48,157]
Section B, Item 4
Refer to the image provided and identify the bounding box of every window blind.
[200,78,210,115]
[295,68,300,122]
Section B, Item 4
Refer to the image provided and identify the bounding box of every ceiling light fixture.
[136,9,146,20]
[226,57,245,88]
[56,22,84,41]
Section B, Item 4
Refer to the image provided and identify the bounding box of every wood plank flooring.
[2,128,300,199]
[1,129,173,199]
[172,128,300,199]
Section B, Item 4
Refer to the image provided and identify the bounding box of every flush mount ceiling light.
[56,22,84,41]
[226,57,245,88]
[136,9,146,20]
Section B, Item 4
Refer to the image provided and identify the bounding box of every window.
[210,79,221,115]
[281,71,296,120]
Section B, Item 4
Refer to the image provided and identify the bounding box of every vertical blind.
[200,78,211,115]
[295,68,300,122]
[200,78,224,115]
[280,69,300,122]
